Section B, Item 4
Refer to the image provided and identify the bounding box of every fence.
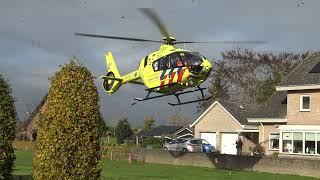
[13,140,34,151]
[131,149,320,178]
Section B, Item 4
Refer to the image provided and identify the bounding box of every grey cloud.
[1,0,320,126]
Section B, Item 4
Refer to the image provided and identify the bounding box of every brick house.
[190,100,259,155]
[19,94,47,141]
[248,52,320,156]
[247,91,287,155]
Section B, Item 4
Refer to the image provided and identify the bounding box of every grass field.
[14,150,317,180]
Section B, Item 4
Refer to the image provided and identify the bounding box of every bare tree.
[167,108,192,126]
[143,116,155,130]
[198,49,308,112]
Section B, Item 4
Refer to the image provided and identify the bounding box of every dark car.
[201,139,215,153]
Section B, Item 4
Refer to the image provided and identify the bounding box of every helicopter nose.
[204,66,212,76]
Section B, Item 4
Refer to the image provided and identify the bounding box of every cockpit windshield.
[152,51,204,71]
[178,51,203,67]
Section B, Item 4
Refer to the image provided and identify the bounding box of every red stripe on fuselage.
[177,69,186,82]
[160,74,168,90]
[168,72,176,87]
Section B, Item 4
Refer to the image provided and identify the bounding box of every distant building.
[141,125,194,141]
[190,100,259,155]
[18,94,47,141]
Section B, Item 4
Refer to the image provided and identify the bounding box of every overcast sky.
[1,0,319,127]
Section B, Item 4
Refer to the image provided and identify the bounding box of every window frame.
[144,56,148,67]
[152,56,170,72]
[305,132,317,155]
[300,95,311,112]
[280,131,320,156]
[269,133,280,150]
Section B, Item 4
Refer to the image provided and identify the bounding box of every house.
[190,100,259,155]
[249,52,320,157]
[247,91,287,155]
[17,94,47,141]
[141,125,194,141]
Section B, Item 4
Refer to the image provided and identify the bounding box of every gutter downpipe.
[260,123,265,146]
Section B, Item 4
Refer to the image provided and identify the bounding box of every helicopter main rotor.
[75,8,266,45]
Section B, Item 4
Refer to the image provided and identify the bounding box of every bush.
[142,137,165,149]
[0,75,17,179]
[115,118,132,144]
[33,60,102,179]
[100,136,117,146]
[271,152,279,158]
[249,144,265,156]
[101,146,130,160]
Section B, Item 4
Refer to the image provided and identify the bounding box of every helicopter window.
[153,61,159,71]
[179,52,203,66]
[168,53,184,68]
[153,56,170,71]
[144,56,148,67]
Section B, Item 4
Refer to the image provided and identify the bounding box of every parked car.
[201,139,215,153]
[163,138,215,153]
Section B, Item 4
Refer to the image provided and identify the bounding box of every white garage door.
[200,132,216,147]
[221,133,238,155]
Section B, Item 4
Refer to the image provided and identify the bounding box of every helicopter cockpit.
[152,51,204,74]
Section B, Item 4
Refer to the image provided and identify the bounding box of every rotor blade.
[75,33,162,43]
[138,8,171,43]
[174,41,267,44]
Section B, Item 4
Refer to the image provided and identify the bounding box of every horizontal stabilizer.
[100,76,123,82]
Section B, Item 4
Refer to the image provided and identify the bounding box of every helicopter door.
[168,52,184,68]
[147,56,170,88]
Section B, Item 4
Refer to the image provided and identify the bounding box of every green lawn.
[13,150,317,180]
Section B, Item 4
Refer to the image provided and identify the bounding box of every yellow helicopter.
[75,8,264,106]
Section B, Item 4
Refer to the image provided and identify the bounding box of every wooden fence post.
[110,151,113,161]
[128,153,132,164]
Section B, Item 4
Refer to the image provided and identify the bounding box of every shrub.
[0,75,17,179]
[33,60,102,179]
[101,146,130,160]
[249,144,265,156]
[100,136,117,146]
[115,118,132,144]
[142,137,165,149]
[271,152,279,158]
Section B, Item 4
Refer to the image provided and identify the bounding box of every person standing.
[235,137,243,155]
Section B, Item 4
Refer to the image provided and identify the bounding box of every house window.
[293,132,303,153]
[281,131,320,155]
[300,95,311,111]
[305,132,316,154]
[317,133,320,154]
[269,133,279,150]
[282,132,292,153]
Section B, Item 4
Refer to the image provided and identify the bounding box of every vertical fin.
[106,52,121,78]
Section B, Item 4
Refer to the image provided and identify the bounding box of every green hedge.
[142,137,165,149]
[33,60,102,179]
[0,74,17,179]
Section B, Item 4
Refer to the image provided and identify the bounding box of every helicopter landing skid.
[133,86,212,106]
